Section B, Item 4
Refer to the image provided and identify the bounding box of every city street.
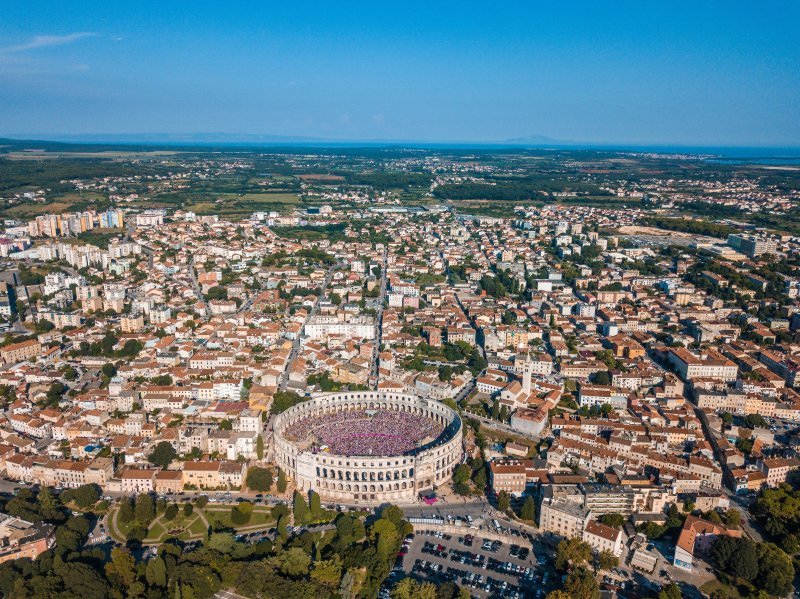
[369,246,388,387]
[279,261,340,391]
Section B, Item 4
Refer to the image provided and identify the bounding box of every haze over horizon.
[1,1,799,146]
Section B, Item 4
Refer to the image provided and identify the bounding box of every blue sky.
[1,1,798,145]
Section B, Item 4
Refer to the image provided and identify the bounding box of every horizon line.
[2,133,800,152]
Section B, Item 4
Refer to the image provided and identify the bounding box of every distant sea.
[4,134,800,164]
[526,144,800,164]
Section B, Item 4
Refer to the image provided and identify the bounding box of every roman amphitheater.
[273,391,464,504]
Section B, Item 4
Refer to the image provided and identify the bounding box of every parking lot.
[399,529,556,599]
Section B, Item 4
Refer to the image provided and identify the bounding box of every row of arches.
[280,400,453,429]
[316,480,413,493]
[316,466,414,481]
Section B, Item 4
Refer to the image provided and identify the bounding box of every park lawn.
[203,507,236,529]
[204,506,274,529]
[110,512,136,542]
[188,516,208,537]
[699,579,742,598]
[146,513,203,543]
[145,520,167,542]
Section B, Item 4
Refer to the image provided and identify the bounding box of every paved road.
[462,410,543,442]
[187,254,205,299]
[370,247,389,387]
[725,491,763,542]
[278,261,340,392]
[125,220,155,270]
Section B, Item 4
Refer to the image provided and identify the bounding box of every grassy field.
[145,519,168,542]
[110,502,282,545]
[204,505,274,529]
[6,201,73,217]
[146,512,206,543]
[74,227,125,248]
[235,193,301,204]
[4,191,108,219]
[188,516,208,536]
[699,579,742,598]
[186,192,303,215]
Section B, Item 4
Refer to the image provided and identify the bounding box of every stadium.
[273,391,463,504]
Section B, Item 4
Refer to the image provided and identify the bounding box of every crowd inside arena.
[285,409,444,456]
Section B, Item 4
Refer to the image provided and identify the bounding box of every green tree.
[564,566,599,599]
[38,486,56,513]
[497,490,511,512]
[118,498,134,524]
[63,483,100,508]
[293,490,308,523]
[105,547,137,589]
[208,531,235,553]
[270,390,308,415]
[452,463,472,495]
[206,286,228,300]
[56,516,90,551]
[272,546,311,578]
[256,434,264,460]
[164,503,179,520]
[781,533,800,554]
[730,539,759,581]
[119,339,143,357]
[744,414,768,429]
[711,536,737,570]
[472,466,487,491]
[391,578,438,599]
[276,514,288,541]
[595,549,618,571]
[148,441,178,469]
[310,554,342,587]
[276,468,287,493]
[659,583,682,599]
[231,502,252,525]
[145,556,167,587]
[556,537,592,570]
[352,517,366,540]
[722,508,742,529]
[246,466,273,492]
[134,493,155,525]
[598,513,625,529]
[453,463,471,485]
[755,541,794,596]
[519,496,536,521]
[372,517,400,559]
[309,490,322,519]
